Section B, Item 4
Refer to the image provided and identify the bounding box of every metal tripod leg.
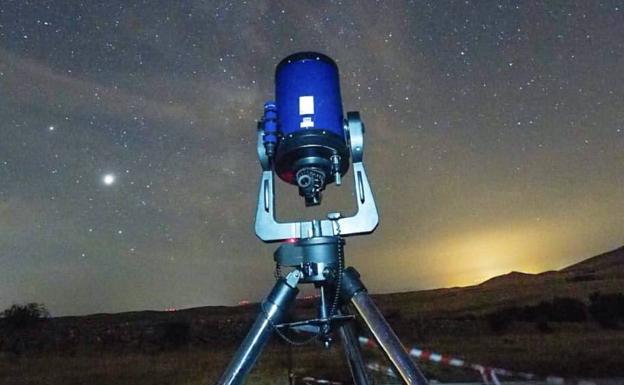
[216,270,301,385]
[341,267,429,385]
[338,309,371,385]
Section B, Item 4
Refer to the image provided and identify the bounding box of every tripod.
[215,113,428,385]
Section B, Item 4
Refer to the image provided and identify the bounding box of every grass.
[2,327,624,385]
[0,348,225,385]
[0,344,352,385]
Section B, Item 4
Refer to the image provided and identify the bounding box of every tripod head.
[255,52,379,242]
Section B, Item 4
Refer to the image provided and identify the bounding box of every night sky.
[1,1,623,316]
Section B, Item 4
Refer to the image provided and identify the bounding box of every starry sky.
[1,1,623,316]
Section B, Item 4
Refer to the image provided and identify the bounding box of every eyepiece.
[296,167,326,206]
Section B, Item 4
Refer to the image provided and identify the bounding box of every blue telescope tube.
[265,52,350,206]
[275,52,345,140]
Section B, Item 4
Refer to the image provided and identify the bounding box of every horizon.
[19,243,624,318]
[1,2,623,316]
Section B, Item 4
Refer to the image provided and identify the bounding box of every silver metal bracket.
[284,269,302,288]
[254,112,379,242]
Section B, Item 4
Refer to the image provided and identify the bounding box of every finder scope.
[261,52,350,206]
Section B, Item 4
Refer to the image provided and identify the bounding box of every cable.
[267,268,320,345]
[327,238,344,318]
[263,301,319,346]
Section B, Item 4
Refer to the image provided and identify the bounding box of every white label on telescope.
[301,117,314,128]
[299,96,314,115]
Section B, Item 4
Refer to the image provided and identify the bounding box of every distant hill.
[562,245,624,277]
[375,245,624,318]
[7,245,623,326]
[481,245,624,286]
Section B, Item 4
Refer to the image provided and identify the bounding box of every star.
[102,174,116,186]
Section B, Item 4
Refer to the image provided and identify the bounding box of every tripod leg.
[216,271,301,385]
[338,309,371,385]
[341,267,429,385]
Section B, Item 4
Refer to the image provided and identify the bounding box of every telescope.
[215,53,429,385]
[255,52,378,241]
[263,52,349,206]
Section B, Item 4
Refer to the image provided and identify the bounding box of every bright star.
[103,174,115,185]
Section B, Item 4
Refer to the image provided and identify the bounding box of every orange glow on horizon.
[417,221,569,288]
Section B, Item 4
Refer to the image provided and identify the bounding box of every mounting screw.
[327,212,342,220]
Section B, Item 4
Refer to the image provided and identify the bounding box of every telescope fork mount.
[215,112,428,385]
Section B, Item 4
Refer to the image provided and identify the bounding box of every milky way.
[1,1,623,315]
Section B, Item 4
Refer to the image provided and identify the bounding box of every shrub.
[486,307,516,333]
[589,292,624,329]
[485,297,588,333]
[1,303,50,329]
[550,297,586,322]
[516,298,587,323]
[536,319,554,333]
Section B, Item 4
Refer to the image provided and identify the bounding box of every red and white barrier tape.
[359,336,594,385]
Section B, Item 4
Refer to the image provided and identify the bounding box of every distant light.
[48,125,55,131]
[103,174,115,185]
